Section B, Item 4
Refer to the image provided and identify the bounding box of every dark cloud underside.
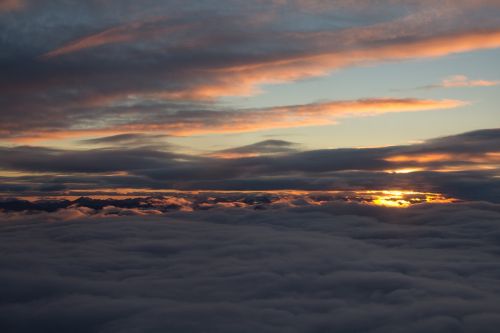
[0,129,498,202]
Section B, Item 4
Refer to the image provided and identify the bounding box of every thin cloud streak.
[41,17,190,59]
[3,98,464,142]
[418,75,500,90]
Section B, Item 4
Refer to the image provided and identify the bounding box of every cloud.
[0,1,499,139]
[192,29,500,100]
[0,128,498,202]
[0,0,24,13]
[209,140,299,159]
[0,146,196,173]
[41,17,190,59]
[440,75,499,88]
[420,75,499,89]
[0,190,456,215]
[79,133,171,149]
[1,201,500,332]
[2,98,464,142]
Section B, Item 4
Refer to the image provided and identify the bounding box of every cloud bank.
[1,97,463,142]
[1,201,500,332]
[1,128,498,202]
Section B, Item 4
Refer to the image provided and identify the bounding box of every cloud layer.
[2,201,500,332]
[1,128,498,202]
[2,3,500,332]
[0,97,464,142]
[1,1,499,140]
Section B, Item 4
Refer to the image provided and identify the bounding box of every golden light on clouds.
[8,189,457,209]
[363,190,456,208]
[384,168,426,174]
[385,153,452,163]
[4,98,464,143]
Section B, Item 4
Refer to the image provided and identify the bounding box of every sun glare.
[362,190,455,208]
[5,189,457,210]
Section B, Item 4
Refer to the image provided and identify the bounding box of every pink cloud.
[6,98,465,142]
[42,17,190,58]
[0,0,25,12]
[440,75,499,88]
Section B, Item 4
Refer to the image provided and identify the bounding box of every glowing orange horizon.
[4,189,458,209]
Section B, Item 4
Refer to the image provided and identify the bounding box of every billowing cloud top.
[2,199,500,332]
[1,3,500,331]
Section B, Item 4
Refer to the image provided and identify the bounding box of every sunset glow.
[1,2,499,331]
[366,190,455,208]
[2,190,457,213]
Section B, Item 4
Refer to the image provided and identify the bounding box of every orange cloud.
[384,151,500,173]
[386,152,500,164]
[6,98,464,143]
[135,29,500,102]
[197,29,500,100]
[95,98,464,137]
[38,11,500,103]
[385,153,454,163]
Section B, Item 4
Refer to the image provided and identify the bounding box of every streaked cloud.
[2,3,500,332]
[1,1,499,142]
[0,1,498,203]
[1,129,498,202]
[441,75,499,88]
[209,140,299,159]
[79,133,171,149]
[420,75,499,89]
[41,17,189,59]
[3,98,464,142]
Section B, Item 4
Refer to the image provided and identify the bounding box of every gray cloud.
[209,139,300,158]
[80,133,170,145]
[1,201,500,332]
[0,1,499,138]
[1,128,498,202]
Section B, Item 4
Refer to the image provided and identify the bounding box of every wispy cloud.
[419,75,499,89]
[1,1,499,140]
[4,98,465,142]
[41,17,190,59]
[208,140,299,159]
[79,133,171,149]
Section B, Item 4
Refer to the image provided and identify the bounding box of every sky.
[1,2,500,332]
[1,0,500,200]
